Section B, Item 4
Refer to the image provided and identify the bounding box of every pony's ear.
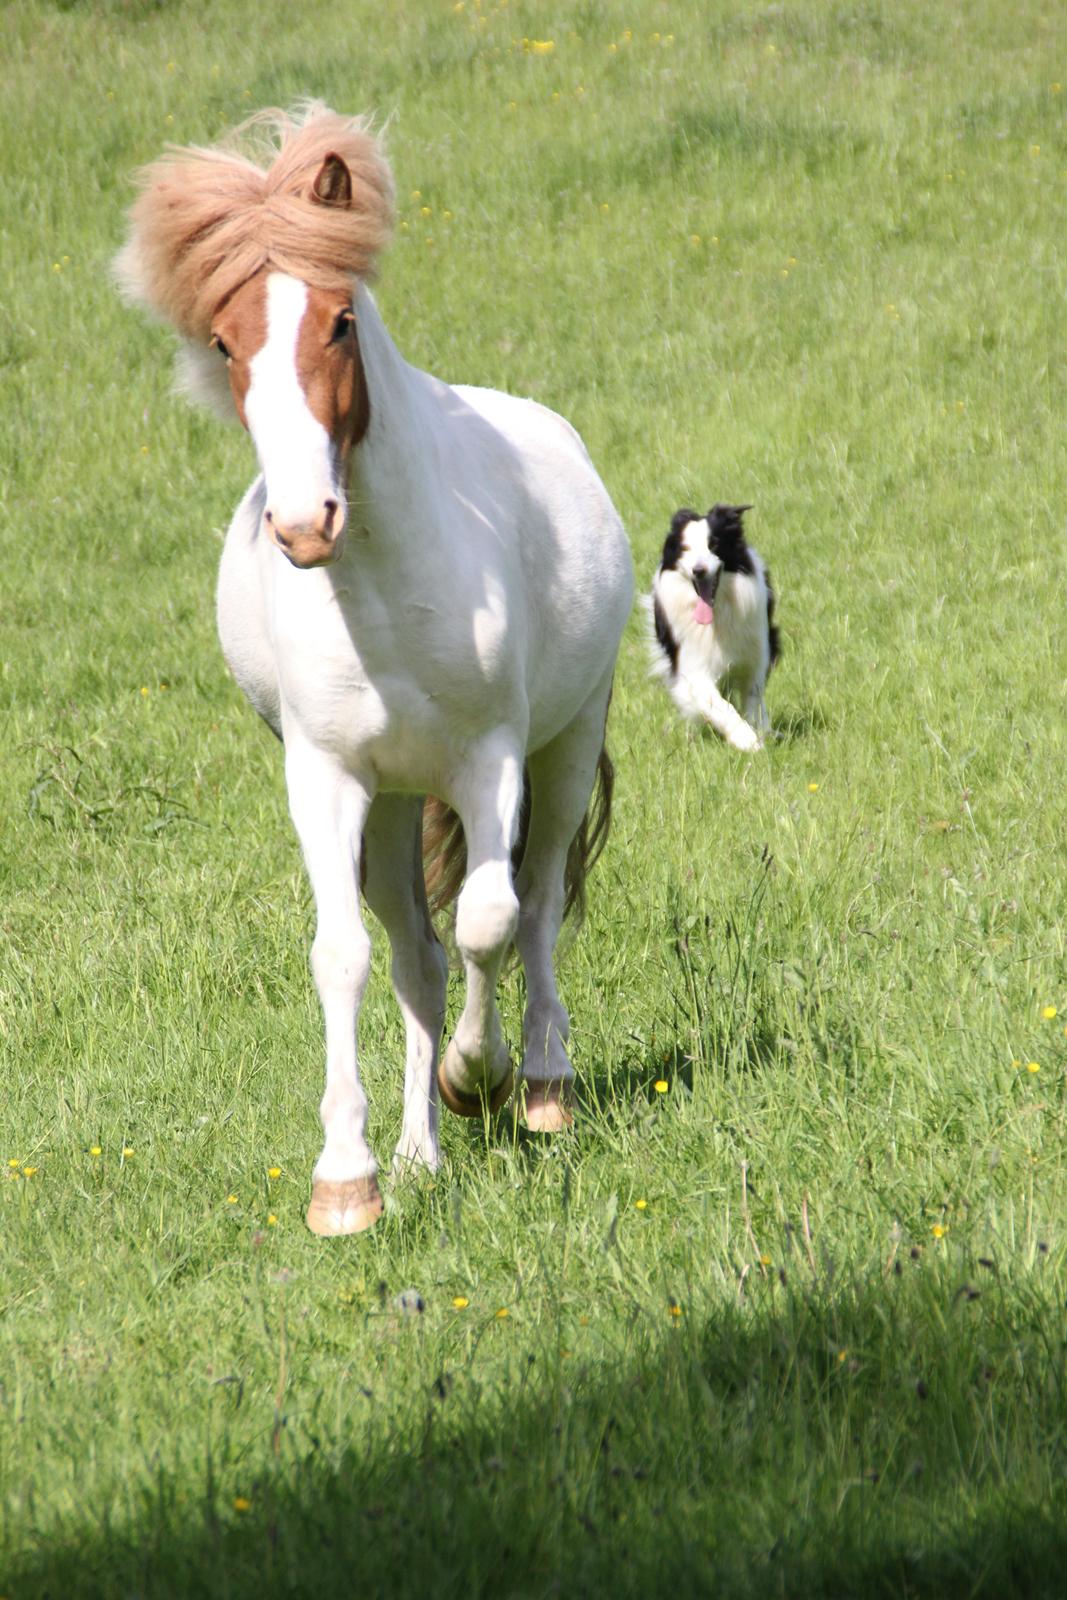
[311,152,353,207]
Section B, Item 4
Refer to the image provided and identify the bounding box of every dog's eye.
[211,334,231,361]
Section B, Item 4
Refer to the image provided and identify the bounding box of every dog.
[647,503,779,751]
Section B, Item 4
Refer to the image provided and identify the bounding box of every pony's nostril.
[264,509,274,524]
[322,499,343,540]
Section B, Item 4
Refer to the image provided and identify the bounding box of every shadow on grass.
[771,703,830,743]
[7,1257,1066,1599]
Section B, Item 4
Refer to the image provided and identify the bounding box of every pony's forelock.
[116,103,395,345]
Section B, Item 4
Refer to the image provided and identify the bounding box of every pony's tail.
[422,797,467,917]
[562,745,614,923]
[421,744,615,925]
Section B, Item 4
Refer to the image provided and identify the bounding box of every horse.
[116,105,633,1236]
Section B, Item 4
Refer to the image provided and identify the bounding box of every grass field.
[2,0,1066,1594]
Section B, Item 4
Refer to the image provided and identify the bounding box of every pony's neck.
[348,283,439,524]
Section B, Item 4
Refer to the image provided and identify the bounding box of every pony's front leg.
[360,793,448,1177]
[284,737,381,1236]
[438,737,524,1117]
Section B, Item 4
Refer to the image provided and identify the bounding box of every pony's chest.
[270,574,515,757]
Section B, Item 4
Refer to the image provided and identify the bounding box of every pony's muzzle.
[265,500,346,568]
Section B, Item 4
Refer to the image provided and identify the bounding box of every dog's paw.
[728,723,764,753]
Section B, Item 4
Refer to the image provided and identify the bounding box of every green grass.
[2,0,1066,1594]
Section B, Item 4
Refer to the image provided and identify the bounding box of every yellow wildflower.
[226,1194,238,1205]
[233,1497,251,1513]
[654,1079,668,1094]
[1041,1005,1057,1020]
[932,1224,946,1238]
[1026,1062,1040,1073]
[267,1166,282,1179]
[452,1296,470,1309]
[495,1307,510,1319]
[808,782,819,792]
[90,1146,102,1157]
[634,1198,648,1210]
[22,1167,37,1178]
[668,1302,682,1317]
[267,1214,278,1226]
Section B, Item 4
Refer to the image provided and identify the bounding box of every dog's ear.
[707,504,756,573]
[707,503,752,548]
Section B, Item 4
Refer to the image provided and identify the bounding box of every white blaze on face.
[674,517,722,625]
[679,518,717,581]
[245,273,342,535]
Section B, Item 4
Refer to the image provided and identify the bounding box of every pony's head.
[117,105,394,568]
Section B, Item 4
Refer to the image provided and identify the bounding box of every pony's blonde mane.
[116,104,394,344]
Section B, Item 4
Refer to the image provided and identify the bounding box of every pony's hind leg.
[514,678,614,1132]
[284,735,382,1236]
[438,734,525,1116]
[360,793,448,1176]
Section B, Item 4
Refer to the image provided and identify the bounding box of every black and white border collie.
[647,504,780,751]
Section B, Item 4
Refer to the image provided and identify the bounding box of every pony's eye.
[331,309,354,344]
[211,334,231,361]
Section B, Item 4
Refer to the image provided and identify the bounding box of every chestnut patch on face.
[295,287,370,456]
[211,271,269,428]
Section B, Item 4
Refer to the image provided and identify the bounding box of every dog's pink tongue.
[693,597,714,626]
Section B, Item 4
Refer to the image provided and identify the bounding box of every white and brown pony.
[117,106,633,1235]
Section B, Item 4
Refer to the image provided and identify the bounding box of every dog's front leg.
[692,681,763,751]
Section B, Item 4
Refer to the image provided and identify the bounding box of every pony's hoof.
[438,1053,514,1119]
[306,1175,383,1237]
[522,1079,574,1133]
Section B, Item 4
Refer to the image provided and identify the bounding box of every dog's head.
[659,503,754,605]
